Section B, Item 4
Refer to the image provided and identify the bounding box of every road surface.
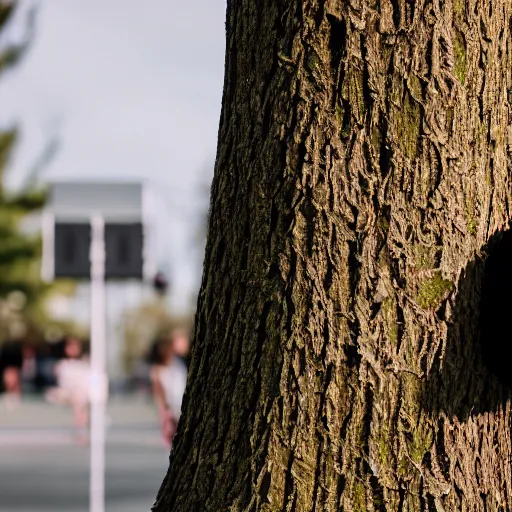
[0,396,169,512]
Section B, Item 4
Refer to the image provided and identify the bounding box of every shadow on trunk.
[423,229,512,420]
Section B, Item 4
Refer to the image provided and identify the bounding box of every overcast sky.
[0,0,227,312]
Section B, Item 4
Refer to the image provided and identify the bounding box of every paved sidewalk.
[0,394,159,429]
[0,395,168,512]
[0,439,168,512]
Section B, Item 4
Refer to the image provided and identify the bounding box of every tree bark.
[153,0,512,510]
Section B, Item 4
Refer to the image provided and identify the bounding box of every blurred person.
[130,356,152,397]
[171,329,190,368]
[33,341,54,392]
[33,339,64,392]
[45,337,90,443]
[149,332,188,450]
[21,344,37,393]
[0,339,23,406]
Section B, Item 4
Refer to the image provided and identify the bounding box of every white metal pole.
[89,214,108,512]
[41,210,55,282]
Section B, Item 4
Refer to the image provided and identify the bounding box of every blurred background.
[0,1,225,510]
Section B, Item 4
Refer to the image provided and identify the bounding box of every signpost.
[89,214,107,512]
[41,181,154,512]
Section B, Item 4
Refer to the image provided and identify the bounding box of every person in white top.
[149,331,189,450]
[46,337,90,443]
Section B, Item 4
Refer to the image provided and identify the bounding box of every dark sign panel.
[53,222,144,279]
[54,223,91,278]
[105,223,143,279]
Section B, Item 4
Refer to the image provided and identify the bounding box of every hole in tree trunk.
[423,229,512,420]
[479,229,512,388]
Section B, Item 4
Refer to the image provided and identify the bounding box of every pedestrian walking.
[149,331,188,450]
[45,337,91,443]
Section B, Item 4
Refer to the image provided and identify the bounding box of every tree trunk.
[153,0,512,510]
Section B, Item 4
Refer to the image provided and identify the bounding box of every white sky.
[0,0,227,312]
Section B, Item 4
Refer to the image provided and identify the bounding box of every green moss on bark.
[395,91,421,159]
[416,272,453,309]
[453,29,467,84]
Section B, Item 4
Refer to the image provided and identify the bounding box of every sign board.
[54,222,91,278]
[42,181,154,281]
[53,222,144,279]
[104,223,143,279]
[49,181,143,220]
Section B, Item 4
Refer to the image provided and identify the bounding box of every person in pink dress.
[46,337,90,443]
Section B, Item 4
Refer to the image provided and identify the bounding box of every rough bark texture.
[153,1,512,510]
